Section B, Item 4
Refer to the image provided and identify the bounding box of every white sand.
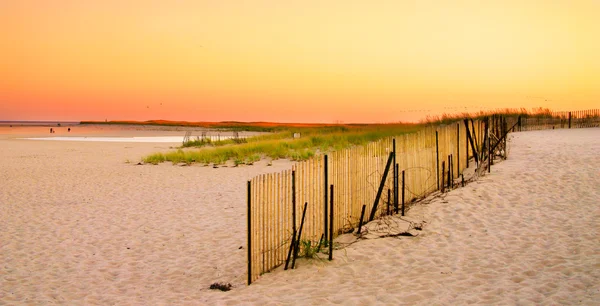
[1,127,598,305]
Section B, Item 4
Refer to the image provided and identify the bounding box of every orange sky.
[1,0,598,123]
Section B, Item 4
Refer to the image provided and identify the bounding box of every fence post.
[357,205,366,235]
[393,139,397,213]
[291,202,308,269]
[480,118,488,163]
[441,161,445,193]
[247,180,252,285]
[284,229,296,270]
[568,112,572,129]
[450,154,454,188]
[436,131,440,190]
[394,164,399,214]
[292,170,297,245]
[369,152,394,221]
[456,123,460,175]
[401,170,405,216]
[329,185,334,261]
[447,155,451,190]
[464,119,479,165]
[503,117,507,159]
[465,120,469,168]
[488,126,491,173]
[471,119,479,165]
[323,155,328,241]
[285,171,298,270]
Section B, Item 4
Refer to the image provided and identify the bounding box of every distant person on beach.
[50,128,53,133]
[68,128,71,132]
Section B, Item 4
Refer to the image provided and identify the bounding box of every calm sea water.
[0,121,80,127]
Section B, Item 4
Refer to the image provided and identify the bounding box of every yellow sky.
[1,0,598,122]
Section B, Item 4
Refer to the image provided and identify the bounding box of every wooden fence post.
[323,155,328,241]
[441,161,445,193]
[464,119,479,165]
[369,152,394,221]
[436,131,439,190]
[291,202,308,269]
[456,123,460,175]
[393,139,397,213]
[488,125,491,173]
[394,164,399,214]
[329,185,334,261]
[247,180,252,285]
[471,119,479,164]
[401,170,406,216]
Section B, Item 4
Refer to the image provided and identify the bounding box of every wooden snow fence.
[243,110,597,284]
[516,109,600,131]
[246,118,490,284]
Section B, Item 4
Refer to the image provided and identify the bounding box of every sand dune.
[1,127,598,305]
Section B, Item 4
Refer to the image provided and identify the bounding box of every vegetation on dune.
[420,107,558,125]
[143,124,421,165]
[142,107,572,166]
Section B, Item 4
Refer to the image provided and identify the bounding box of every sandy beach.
[1,126,598,305]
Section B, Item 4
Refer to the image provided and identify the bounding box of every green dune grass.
[142,108,563,166]
[143,124,421,165]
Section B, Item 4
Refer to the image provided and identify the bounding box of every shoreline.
[0,125,264,142]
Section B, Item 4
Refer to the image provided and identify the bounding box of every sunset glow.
[1,0,599,123]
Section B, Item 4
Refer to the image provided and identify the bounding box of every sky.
[1,0,599,123]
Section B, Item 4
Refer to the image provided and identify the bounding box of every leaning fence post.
[291,202,308,269]
[464,119,479,165]
[470,119,479,165]
[369,152,394,221]
[284,229,296,270]
[357,204,366,235]
[247,180,252,285]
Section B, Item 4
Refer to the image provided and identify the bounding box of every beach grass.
[142,107,568,165]
[143,124,421,165]
[420,107,557,125]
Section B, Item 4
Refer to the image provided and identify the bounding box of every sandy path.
[1,127,598,305]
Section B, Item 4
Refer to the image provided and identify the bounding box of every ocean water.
[2,121,252,143]
[22,136,185,143]
[21,135,244,143]
[0,121,80,127]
